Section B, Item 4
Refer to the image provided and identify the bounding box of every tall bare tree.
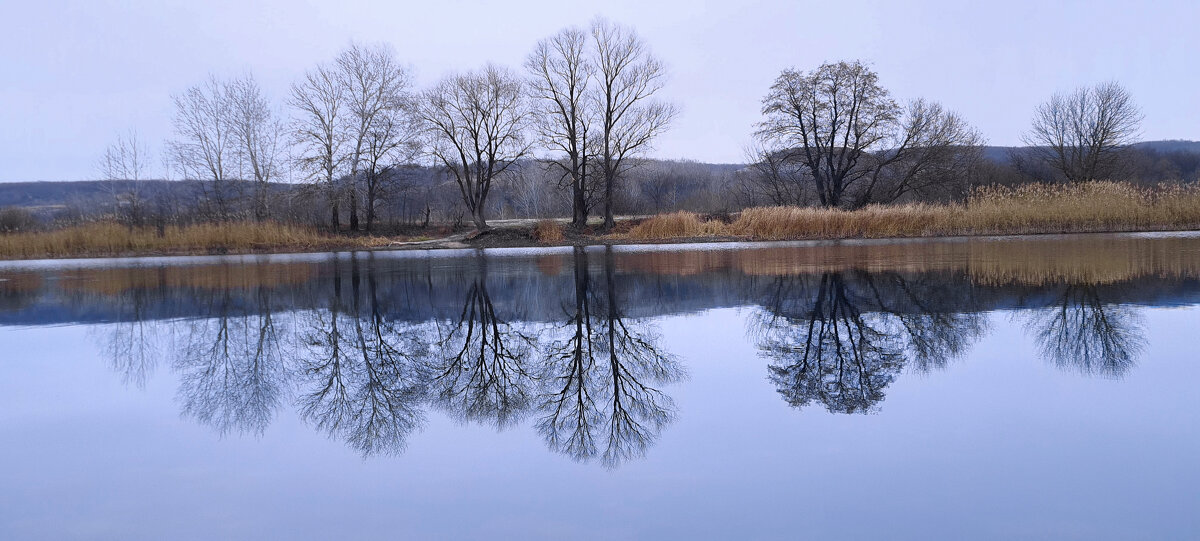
[337,43,415,231]
[227,74,284,221]
[756,61,981,208]
[590,18,677,229]
[169,75,235,219]
[1022,81,1142,183]
[419,65,531,230]
[290,63,347,229]
[526,26,596,227]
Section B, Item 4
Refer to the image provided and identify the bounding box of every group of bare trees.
[527,20,677,228]
[289,43,418,231]
[168,75,285,220]
[93,18,675,232]
[91,31,1152,231]
[746,61,1147,208]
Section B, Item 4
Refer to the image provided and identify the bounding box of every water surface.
[1,234,1198,540]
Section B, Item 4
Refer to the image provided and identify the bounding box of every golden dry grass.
[626,211,730,239]
[532,219,565,244]
[622,182,1200,241]
[0,221,390,261]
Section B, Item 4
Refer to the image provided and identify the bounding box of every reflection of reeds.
[56,262,318,295]
[0,222,388,260]
[625,182,1200,241]
[612,234,1200,286]
[0,272,44,293]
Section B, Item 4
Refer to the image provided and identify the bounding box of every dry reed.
[532,220,565,244]
[623,182,1200,241]
[0,221,389,260]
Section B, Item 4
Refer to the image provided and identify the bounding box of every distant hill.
[982,140,1200,164]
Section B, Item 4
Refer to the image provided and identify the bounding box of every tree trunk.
[572,174,587,228]
[603,173,615,230]
[349,189,360,231]
[472,208,489,231]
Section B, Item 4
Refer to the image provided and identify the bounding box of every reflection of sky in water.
[1,239,1198,540]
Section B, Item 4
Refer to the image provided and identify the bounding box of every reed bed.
[626,210,732,239]
[623,182,1200,242]
[0,221,389,260]
[531,219,565,244]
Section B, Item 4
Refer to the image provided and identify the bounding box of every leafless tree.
[99,128,152,224]
[527,26,596,227]
[169,76,236,219]
[419,65,531,230]
[590,18,677,229]
[290,63,347,229]
[756,61,982,208]
[1022,81,1143,183]
[337,43,416,231]
[227,74,284,221]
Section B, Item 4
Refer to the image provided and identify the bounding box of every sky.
[1,0,1197,182]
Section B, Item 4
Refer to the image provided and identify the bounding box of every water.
[1,234,1198,540]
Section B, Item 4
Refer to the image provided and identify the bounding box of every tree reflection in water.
[77,246,1163,465]
[537,247,683,468]
[297,256,427,456]
[1025,284,1144,378]
[430,255,537,429]
[755,271,987,414]
[176,287,286,436]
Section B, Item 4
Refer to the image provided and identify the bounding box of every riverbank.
[3,181,1200,260]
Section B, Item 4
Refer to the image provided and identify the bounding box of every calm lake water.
[2,234,1199,540]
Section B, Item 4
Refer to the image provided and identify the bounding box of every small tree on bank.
[1022,81,1142,183]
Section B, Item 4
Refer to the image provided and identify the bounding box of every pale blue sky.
[1,0,1197,181]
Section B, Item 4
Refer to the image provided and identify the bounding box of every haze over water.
[1,234,1198,540]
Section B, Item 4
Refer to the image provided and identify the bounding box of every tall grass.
[624,182,1200,241]
[0,221,389,260]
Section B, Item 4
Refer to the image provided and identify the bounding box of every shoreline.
[4,224,1200,265]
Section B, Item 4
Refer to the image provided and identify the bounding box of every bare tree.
[99,128,152,225]
[419,65,531,230]
[169,76,235,219]
[337,43,415,231]
[527,26,596,227]
[227,74,284,221]
[757,61,981,208]
[1022,81,1143,183]
[590,18,677,229]
[290,63,347,229]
